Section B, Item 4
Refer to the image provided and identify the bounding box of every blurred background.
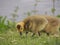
[0,0,60,21]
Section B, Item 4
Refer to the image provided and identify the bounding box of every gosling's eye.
[17,25,21,29]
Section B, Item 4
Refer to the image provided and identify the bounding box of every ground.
[0,30,60,45]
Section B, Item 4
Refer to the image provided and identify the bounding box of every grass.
[0,30,60,45]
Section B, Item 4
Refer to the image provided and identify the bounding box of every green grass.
[0,30,60,45]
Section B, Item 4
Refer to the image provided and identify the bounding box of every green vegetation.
[0,30,60,45]
[0,16,16,33]
[57,14,60,18]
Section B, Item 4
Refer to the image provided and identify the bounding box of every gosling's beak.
[19,32,22,35]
